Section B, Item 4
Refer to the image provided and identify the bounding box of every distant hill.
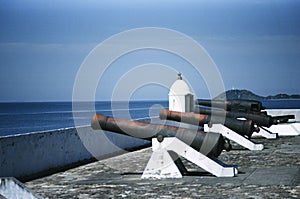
[214,89,300,100]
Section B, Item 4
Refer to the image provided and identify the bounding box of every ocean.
[0,100,168,137]
[0,100,299,137]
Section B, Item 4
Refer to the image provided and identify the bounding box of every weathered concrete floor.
[26,136,300,198]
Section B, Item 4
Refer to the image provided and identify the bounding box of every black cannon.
[195,99,295,127]
[91,113,231,158]
[195,99,265,113]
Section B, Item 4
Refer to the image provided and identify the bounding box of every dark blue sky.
[0,0,299,101]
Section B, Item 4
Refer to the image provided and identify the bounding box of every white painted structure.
[169,73,194,112]
[142,138,237,179]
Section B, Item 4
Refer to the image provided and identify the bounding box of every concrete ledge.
[0,126,149,181]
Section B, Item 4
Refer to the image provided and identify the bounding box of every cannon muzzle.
[159,109,258,138]
[91,113,229,158]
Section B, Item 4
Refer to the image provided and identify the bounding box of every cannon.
[159,109,259,138]
[91,113,231,158]
[194,106,295,128]
[195,99,295,127]
[195,99,265,113]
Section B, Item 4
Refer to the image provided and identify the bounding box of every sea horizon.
[0,99,299,137]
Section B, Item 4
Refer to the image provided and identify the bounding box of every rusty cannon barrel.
[195,99,265,113]
[91,113,230,158]
[194,107,295,128]
[159,109,258,138]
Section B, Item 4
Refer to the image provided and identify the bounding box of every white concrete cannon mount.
[142,137,238,179]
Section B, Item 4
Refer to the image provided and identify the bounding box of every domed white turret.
[169,73,194,112]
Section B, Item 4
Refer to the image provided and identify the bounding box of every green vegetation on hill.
[214,89,300,100]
